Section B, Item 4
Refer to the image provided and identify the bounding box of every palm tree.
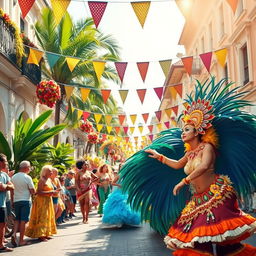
[34,8,120,145]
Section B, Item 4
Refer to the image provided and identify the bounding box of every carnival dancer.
[120,78,256,256]
[102,170,140,228]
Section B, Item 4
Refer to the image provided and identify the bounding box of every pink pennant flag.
[148,134,154,142]
[154,87,164,100]
[88,1,108,28]
[136,89,147,104]
[155,110,162,122]
[123,126,129,134]
[83,111,90,121]
[137,62,149,82]
[199,52,213,72]
[114,62,127,83]
[148,125,153,133]
[164,121,170,129]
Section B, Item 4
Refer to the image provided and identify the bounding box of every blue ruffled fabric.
[102,188,140,226]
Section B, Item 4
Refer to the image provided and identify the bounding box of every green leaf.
[0,132,12,160]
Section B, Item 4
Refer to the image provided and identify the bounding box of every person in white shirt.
[11,161,35,247]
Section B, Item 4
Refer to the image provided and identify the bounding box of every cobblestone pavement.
[7,211,256,256]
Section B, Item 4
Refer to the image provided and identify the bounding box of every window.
[241,44,249,85]
[20,18,25,33]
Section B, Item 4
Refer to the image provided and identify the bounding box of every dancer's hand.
[173,180,185,196]
[144,149,160,159]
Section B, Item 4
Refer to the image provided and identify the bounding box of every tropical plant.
[34,8,121,145]
[0,110,66,171]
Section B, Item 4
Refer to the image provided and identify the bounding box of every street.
[7,211,256,256]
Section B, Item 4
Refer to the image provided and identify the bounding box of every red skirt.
[164,175,256,250]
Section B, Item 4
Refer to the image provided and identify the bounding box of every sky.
[67,0,185,136]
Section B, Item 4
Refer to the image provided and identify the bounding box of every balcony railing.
[21,55,41,85]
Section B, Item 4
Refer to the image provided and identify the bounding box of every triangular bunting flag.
[51,0,71,25]
[65,86,74,100]
[199,52,213,72]
[131,1,151,28]
[83,112,90,121]
[88,1,108,28]
[45,52,60,68]
[169,86,177,100]
[226,0,239,14]
[119,90,129,104]
[96,124,103,132]
[159,59,172,78]
[114,62,128,83]
[138,126,144,134]
[129,127,135,134]
[134,136,138,143]
[214,48,228,67]
[118,114,126,125]
[18,0,35,18]
[171,119,177,127]
[137,62,149,82]
[77,109,83,118]
[142,113,149,123]
[172,106,179,116]
[157,123,162,132]
[125,137,129,143]
[106,126,112,134]
[155,110,162,122]
[136,89,147,104]
[66,57,80,72]
[148,125,153,133]
[94,113,102,124]
[130,114,137,125]
[105,115,112,125]
[114,126,120,134]
[80,88,91,102]
[148,134,154,142]
[174,84,183,98]
[93,61,105,81]
[71,106,75,113]
[183,102,189,109]
[164,121,170,129]
[154,87,164,100]
[165,108,172,118]
[181,56,193,76]
[123,126,129,134]
[101,89,111,104]
[27,48,44,66]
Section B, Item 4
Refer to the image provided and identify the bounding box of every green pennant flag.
[46,52,60,68]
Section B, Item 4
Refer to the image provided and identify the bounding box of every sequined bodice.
[184,157,201,175]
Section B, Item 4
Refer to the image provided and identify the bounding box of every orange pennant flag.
[148,125,153,133]
[93,61,105,81]
[130,114,137,125]
[159,59,172,78]
[165,108,172,118]
[214,48,228,67]
[18,0,35,19]
[129,127,135,134]
[105,115,112,125]
[114,126,120,134]
[66,57,80,72]
[65,86,74,100]
[118,114,126,125]
[101,89,111,104]
[94,113,102,124]
[125,137,129,143]
[174,84,183,98]
[181,56,193,76]
[51,0,71,24]
[172,106,179,116]
[142,113,149,123]
[226,0,239,14]
[169,86,177,100]
[119,90,129,104]
[138,126,144,134]
[106,126,112,134]
[131,1,151,28]
[136,89,147,104]
[137,62,149,82]
[80,88,90,102]
[96,124,103,132]
[27,48,44,66]
[183,102,189,109]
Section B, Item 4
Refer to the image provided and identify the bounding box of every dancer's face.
[181,124,198,142]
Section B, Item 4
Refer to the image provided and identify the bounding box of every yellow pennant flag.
[169,86,177,100]
[94,113,102,124]
[51,0,71,25]
[106,126,112,134]
[71,106,75,113]
[157,123,162,132]
[129,127,135,134]
[165,108,172,118]
[105,115,112,125]
[65,86,74,100]
[96,124,103,132]
[131,1,151,28]
[80,88,90,102]
[159,59,172,78]
[171,120,177,127]
[183,102,189,109]
[138,126,144,134]
[130,114,137,125]
[77,109,83,118]
[27,48,44,66]
[66,57,80,72]
[119,90,129,104]
[214,48,228,67]
[93,61,105,81]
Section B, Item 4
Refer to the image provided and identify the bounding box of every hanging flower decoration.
[36,80,61,108]
[87,132,99,144]
[80,120,93,133]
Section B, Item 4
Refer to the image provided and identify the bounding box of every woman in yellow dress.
[25,165,57,241]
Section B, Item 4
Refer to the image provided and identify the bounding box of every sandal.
[0,246,13,252]
[19,241,32,246]
[11,236,17,247]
